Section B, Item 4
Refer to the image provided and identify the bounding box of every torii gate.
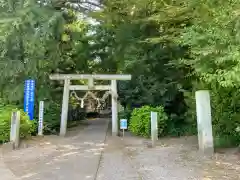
[49,74,132,136]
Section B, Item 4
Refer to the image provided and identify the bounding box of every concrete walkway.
[2,119,109,180]
[1,118,240,180]
[0,152,16,180]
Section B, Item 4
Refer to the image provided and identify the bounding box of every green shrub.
[0,105,37,143]
[184,82,240,147]
[118,109,132,121]
[43,101,61,134]
[41,100,87,134]
[118,108,132,131]
[118,108,132,121]
[129,105,168,138]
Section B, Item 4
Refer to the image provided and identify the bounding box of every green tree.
[0,0,66,102]
[91,0,192,132]
[178,0,240,146]
[0,0,95,132]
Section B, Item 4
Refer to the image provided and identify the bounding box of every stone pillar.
[151,112,158,147]
[111,80,118,136]
[10,111,20,149]
[195,90,214,155]
[60,79,70,136]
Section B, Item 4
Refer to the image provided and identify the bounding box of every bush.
[42,100,87,134]
[43,101,61,134]
[68,104,86,121]
[129,105,168,138]
[118,109,132,121]
[210,86,240,147]
[0,105,37,143]
[118,108,132,124]
[184,82,240,147]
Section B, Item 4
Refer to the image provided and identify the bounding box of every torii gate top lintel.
[49,74,132,81]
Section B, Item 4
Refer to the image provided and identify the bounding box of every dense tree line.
[0,0,239,146]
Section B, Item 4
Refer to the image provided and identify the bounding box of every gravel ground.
[1,118,240,180]
[97,131,240,180]
[97,135,203,180]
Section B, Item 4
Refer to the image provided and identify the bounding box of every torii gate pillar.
[60,79,70,136]
[111,80,118,136]
[49,74,132,137]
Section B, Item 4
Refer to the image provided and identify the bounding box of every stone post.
[151,111,158,147]
[10,111,20,149]
[195,90,214,155]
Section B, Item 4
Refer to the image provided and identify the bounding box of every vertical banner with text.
[38,101,44,136]
[24,79,35,120]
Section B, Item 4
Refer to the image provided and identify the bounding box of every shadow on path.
[1,118,109,180]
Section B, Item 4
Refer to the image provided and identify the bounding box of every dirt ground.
[1,119,239,180]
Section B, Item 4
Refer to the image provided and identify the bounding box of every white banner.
[38,101,44,136]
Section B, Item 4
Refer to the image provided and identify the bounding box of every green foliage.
[129,106,168,138]
[178,1,240,88]
[166,113,197,137]
[0,0,95,133]
[184,82,240,147]
[118,109,132,121]
[118,108,132,129]
[211,86,240,146]
[92,0,192,124]
[0,0,66,100]
[0,104,36,143]
[43,101,61,134]
[177,0,240,147]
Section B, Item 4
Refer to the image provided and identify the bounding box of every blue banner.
[24,79,35,120]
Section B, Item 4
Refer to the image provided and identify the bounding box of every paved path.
[2,119,109,180]
[0,151,16,180]
[1,118,240,180]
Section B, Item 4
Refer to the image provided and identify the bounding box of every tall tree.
[0,0,67,101]
[90,0,192,111]
[178,0,240,145]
